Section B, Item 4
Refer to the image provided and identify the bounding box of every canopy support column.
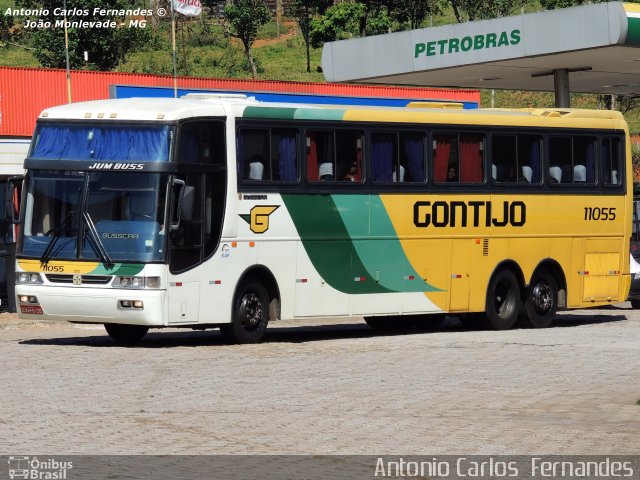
[554,69,570,108]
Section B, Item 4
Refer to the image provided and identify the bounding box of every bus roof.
[38,96,626,131]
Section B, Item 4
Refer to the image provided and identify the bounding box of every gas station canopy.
[321,2,640,103]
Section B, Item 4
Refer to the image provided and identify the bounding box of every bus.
[0,137,28,312]
[13,95,632,343]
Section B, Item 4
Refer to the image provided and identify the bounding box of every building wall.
[0,66,480,137]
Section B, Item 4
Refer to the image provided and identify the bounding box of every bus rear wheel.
[520,271,558,328]
[221,278,269,344]
[104,323,149,343]
[484,269,521,330]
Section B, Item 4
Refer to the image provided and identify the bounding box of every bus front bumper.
[15,285,166,326]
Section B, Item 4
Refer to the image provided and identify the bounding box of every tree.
[224,0,271,79]
[539,0,599,9]
[449,0,523,23]
[15,0,149,70]
[309,1,390,49]
[290,0,317,73]
[389,0,440,30]
[0,13,14,45]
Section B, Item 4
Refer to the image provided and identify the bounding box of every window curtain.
[306,134,318,181]
[278,133,297,181]
[403,135,424,182]
[529,141,541,183]
[371,134,393,181]
[460,135,483,182]
[433,135,451,183]
[32,125,170,161]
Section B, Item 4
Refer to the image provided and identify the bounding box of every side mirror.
[6,175,24,225]
[170,178,185,232]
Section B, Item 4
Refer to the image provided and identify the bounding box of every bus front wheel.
[521,271,558,328]
[221,278,269,344]
[104,323,149,343]
[484,269,521,330]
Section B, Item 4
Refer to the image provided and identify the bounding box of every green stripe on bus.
[90,263,144,276]
[242,106,347,121]
[627,17,640,45]
[281,194,392,294]
[333,195,441,293]
[293,108,347,121]
[242,106,297,119]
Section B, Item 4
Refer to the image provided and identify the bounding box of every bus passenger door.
[449,239,470,311]
[167,174,204,325]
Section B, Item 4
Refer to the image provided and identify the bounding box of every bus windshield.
[30,123,172,162]
[20,171,169,263]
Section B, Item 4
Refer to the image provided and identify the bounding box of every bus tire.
[631,299,640,309]
[521,271,558,328]
[484,269,521,330]
[221,278,269,344]
[104,323,149,343]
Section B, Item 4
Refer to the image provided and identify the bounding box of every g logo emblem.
[240,205,279,234]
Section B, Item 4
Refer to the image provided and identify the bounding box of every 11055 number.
[584,207,616,221]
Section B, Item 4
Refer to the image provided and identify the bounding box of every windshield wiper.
[40,209,77,264]
[82,211,115,269]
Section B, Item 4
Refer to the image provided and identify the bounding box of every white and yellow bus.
[13,95,631,343]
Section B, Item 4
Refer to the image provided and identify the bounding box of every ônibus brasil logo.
[8,456,73,479]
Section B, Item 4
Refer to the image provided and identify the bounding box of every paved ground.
[1,305,639,455]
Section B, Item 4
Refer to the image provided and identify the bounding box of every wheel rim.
[239,291,263,331]
[531,281,553,314]
[494,278,517,319]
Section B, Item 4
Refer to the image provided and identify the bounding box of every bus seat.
[549,166,562,183]
[392,165,405,182]
[491,164,497,180]
[521,165,532,183]
[249,161,264,180]
[611,170,618,184]
[574,164,586,182]
[319,162,333,180]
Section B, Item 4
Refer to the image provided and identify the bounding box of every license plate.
[20,305,43,315]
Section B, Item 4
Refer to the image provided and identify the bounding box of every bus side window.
[237,129,268,181]
[271,129,298,181]
[549,136,571,183]
[178,121,226,166]
[491,135,517,183]
[602,137,621,186]
[573,137,596,184]
[307,130,363,183]
[433,133,484,183]
[400,132,426,183]
[371,132,396,182]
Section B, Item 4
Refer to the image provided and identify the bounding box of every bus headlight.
[113,276,161,289]
[16,272,43,284]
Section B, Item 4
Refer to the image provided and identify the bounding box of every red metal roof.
[0,66,480,137]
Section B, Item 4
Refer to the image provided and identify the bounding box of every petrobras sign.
[410,16,524,70]
[414,29,521,59]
